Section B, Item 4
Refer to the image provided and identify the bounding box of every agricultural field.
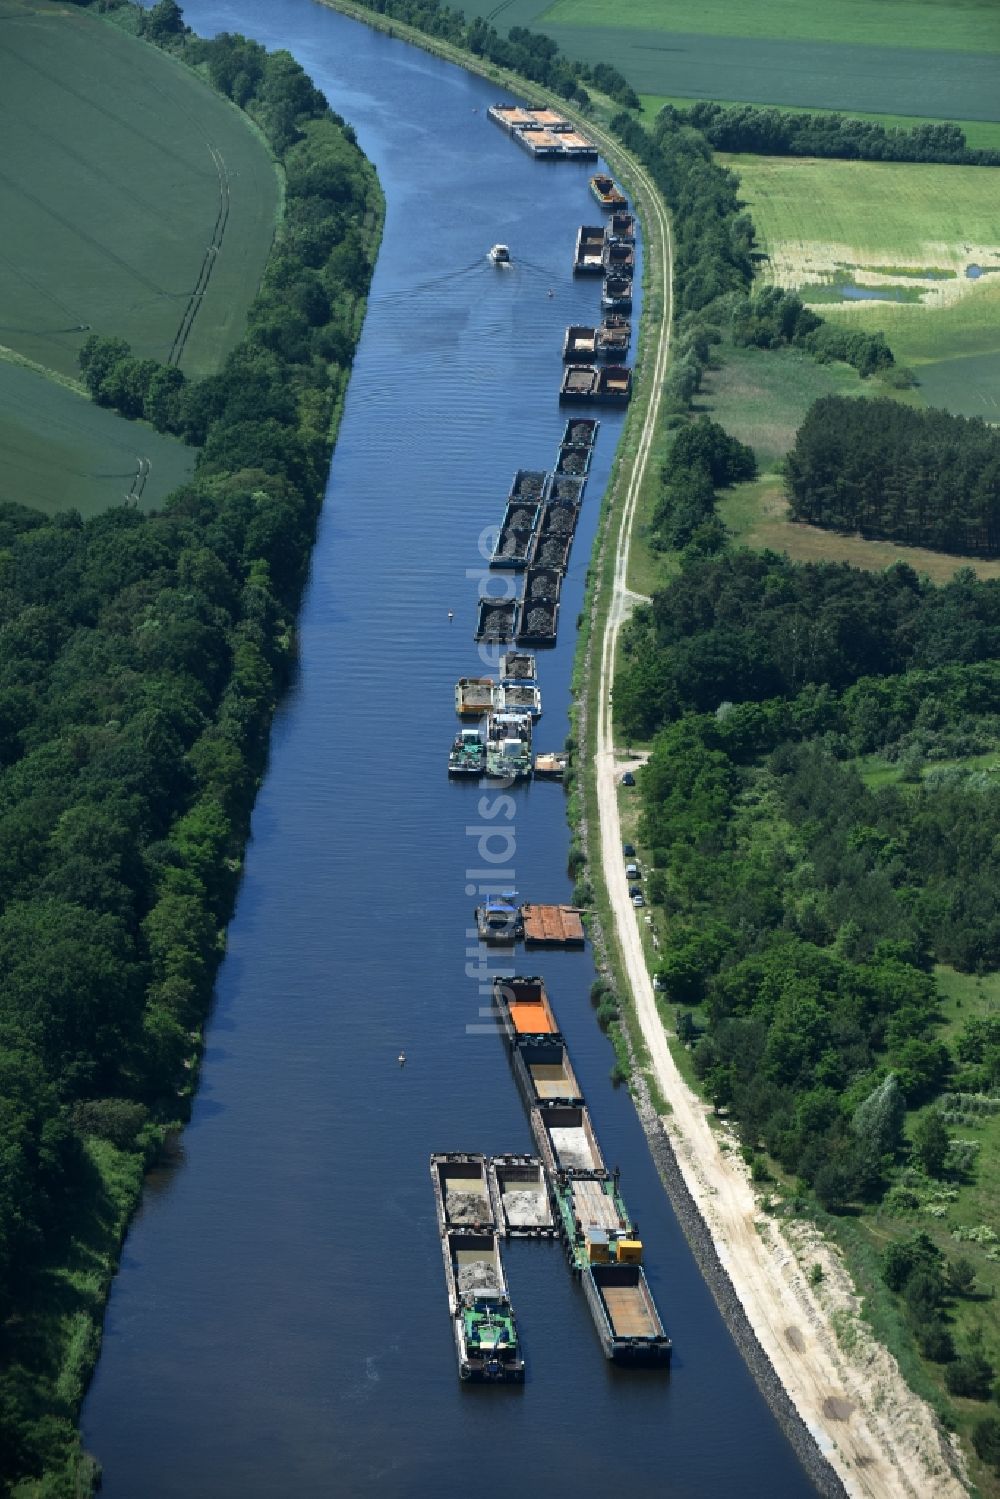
[462,0,1000,122]
[724,154,1000,419]
[700,345,1000,583]
[0,0,280,381]
[0,360,195,518]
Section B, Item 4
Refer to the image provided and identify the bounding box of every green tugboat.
[485,710,532,780]
[448,727,486,777]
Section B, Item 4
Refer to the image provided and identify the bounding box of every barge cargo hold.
[561,417,599,449]
[439,1229,525,1381]
[606,210,636,244]
[596,317,630,359]
[475,596,518,643]
[499,650,536,682]
[492,681,542,717]
[475,893,523,945]
[488,1155,556,1238]
[455,676,494,716]
[493,975,561,1044]
[590,173,627,210]
[573,226,605,275]
[516,596,559,647]
[508,469,549,504]
[431,1152,495,1231]
[448,727,486,778]
[562,324,597,361]
[601,274,633,314]
[559,365,633,406]
[522,903,585,947]
[528,527,573,575]
[603,239,635,274]
[511,1038,583,1108]
[555,440,592,477]
[533,751,568,779]
[490,500,541,570]
[485,709,532,780]
[584,1263,671,1367]
[547,473,586,508]
[532,1102,607,1179]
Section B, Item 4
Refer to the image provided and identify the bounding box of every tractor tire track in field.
[167,143,231,368]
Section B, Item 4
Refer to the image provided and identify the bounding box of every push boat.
[448,727,486,777]
[485,709,532,779]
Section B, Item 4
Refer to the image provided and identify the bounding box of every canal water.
[82,3,817,1494]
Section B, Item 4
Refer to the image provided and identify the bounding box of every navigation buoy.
[398,1051,406,1067]
[547,289,554,298]
[447,610,454,622]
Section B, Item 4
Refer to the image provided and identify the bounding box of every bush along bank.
[0,6,381,1494]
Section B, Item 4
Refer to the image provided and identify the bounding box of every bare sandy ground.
[585,115,970,1499]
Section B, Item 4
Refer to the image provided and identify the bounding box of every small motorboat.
[489,243,511,265]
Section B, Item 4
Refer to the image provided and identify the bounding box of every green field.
[640,97,1000,154]
[462,0,1000,121]
[541,0,1000,51]
[725,154,1000,416]
[0,0,280,381]
[0,359,195,518]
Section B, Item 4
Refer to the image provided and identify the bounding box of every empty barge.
[585,1263,671,1366]
[493,975,561,1045]
[439,1229,525,1381]
[601,273,633,313]
[475,596,518,643]
[511,1038,583,1109]
[573,225,605,274]
[563,324,598,361]
[606,210,635,244]
[590,173,627,210]
[431,1152,494,1230]
[522,903,585,947]
[488,1155,556,1238]
[455,677,494,716]
[532,1102,607,1179]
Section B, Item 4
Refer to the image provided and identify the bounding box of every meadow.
[725,154,1000,418]
[0,359,195,518]
[0,0,280,381]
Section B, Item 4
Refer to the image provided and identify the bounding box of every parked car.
[625,862,640,879]
[628,884,642,898]
[621,771,636,787]
[632,893,645,907]
[622,843,636,857]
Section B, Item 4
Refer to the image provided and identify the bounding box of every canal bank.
[82,3,820,1494]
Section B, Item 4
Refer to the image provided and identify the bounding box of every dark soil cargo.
[475,595,518,642]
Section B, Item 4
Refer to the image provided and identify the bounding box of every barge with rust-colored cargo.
[455,676,494,717]
[522,903,585,947]
[488,1154,556,1238]
[585,1264,671,1366]
[590,173,627,210]
[493,974,561,1044]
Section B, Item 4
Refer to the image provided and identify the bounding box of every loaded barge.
[516,593,559,648]
[590,173,627,210]
[455,676,494,717]
[511,1038,584,1109]
[488,1154,556,1238]
[491,499,541,570]
[500,650,536,681]
[561,417,599,449]
[532,1102,606,1178]
[475,595,518,643]
[597,316,630,359]
[430,1153,525,1380]
[493,681,542,716]
[522,903,585,947]
[487,104,597,159]
[559,365,632,405]
[573,225,605,275]
[533,750,568,779]
[493,975,561,1044]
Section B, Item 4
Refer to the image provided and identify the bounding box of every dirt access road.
[585,117,967,1499]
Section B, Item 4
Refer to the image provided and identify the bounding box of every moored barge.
[431,1152,494,1231]
[606,210,636,244]
[475,893,523,945]
[590,173,627,210]
[500,650,536,682]
[493,975,561,1044]
[547,473,586,507]
[562,324,598,361]
[485,709,532,780]
[585,1263,671,1366]
[490,499,541,570]
[488,1154,556,1238]
[601,273,633,313]
[528,527,573,574]
[512,1038,584,1109]
[603,239,635,273]
[522,903,585,947]
[493,681,542,717]
[475,595,518,643]
[553,1171,639,1273]
[508,468,549,504]
[455,676,494,716]
[573,225,605,274]
[532,1102,607,1179]
[448,727,486,777]
[596,316,630,359]
[439,1228,525,1381]
[556,439,592,476]
[533,750,568,779]
[516,595,559,647]
[561,417,599,449]
[559,364,632,405]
